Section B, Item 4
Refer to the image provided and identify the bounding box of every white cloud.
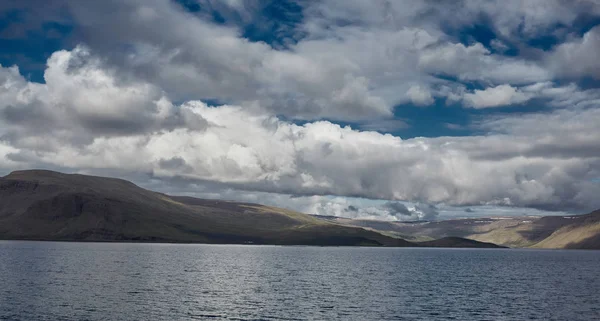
[406,85,434,106]
[54,0,572,121]
[490,39,509,53]
[463,84,533,109]
[0,47,207,151]
[61,0,396,122]
[2,56,600,212]
[457,0,593,38]
[418,43,550,84]
[7,0,599,118]
[549,26,600,79]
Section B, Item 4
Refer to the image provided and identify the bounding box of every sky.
[1,0,600,221]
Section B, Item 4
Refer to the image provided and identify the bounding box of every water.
[0,241,599,321]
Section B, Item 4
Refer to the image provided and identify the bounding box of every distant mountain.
[418,237,503,248]
[0,170,501,248]
[314,211,600,249]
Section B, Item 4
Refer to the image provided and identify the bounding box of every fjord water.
[1,242,599,321]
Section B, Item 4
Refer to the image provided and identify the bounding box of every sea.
[0,241,599,321]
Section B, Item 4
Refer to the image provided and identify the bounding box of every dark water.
[1,241,599,321]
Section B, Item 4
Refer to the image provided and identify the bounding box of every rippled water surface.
[1,241,599,321]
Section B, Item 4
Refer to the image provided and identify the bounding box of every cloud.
[2,54,600,212]
[358,119,409,133]
[413,203,439,220]
[345,205,359,212]
[463,84,533,109]
[406,85,434,106]
[26,0,570,121]
[301,0,598,41]
[490,39,510,53]
[340,201,441,221]
[549,26,600,79]
[0,46,207,150]
[1,0,600,218]
[55,0,394,122]
[418,43,550,84]
[382,202,412,216]
[455,0,598,38]
[444,123,466,131]
[455,82,600,110]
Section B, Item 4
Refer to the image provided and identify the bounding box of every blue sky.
[1,0,600,220]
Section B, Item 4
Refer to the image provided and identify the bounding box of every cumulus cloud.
[452,82,600,110]
[0,47,207,150]
[446,0,599,39]
[406,85,434,106]
[55,0,395,122]
[2,51,600,213]
[549,26,600,79]
[27,0,575,121]
[302,0,598,40]
[6,0,592,122]
[418,43,550,84]
[463,85,533,109]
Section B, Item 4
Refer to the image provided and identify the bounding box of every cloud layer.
[1,0,600,218]
[2,46,600,212]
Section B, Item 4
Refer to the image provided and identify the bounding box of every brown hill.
[314,210,600,249]
[418,237,506,248]
[0,170,413,246]
[0,170,505,248]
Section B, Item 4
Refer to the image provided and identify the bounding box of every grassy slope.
[467,224,539,248]
[465,219,544,248]
[530,210,600,249]
[328,218,436,242]
[531,222,600,249]
[467,211,600,249]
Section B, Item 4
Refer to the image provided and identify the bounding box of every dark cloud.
[382,202,413,216]
[345,205,359,212]
[414,203,439,220]
[158,157,192,172]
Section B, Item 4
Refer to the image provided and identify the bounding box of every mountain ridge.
[0,169,503,248]
[312,210,600,249]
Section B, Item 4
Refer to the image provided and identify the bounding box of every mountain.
[314,211,600,249]
[466,212,600,249]
[0,170,501,248]
[417,237,503,248]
